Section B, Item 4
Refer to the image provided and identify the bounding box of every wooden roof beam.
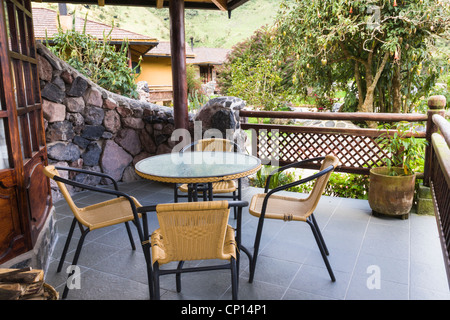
[211,0,227,11]
[98,0,105,6]
[156,0,164,9]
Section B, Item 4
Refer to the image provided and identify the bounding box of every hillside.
[31,0,280,49]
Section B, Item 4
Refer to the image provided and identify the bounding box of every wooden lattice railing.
[240,110,427,175]
[239,95,449,287]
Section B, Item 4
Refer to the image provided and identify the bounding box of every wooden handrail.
[433,114,450,147]
[241,122,426,138]
[432,133,450,187]
[239,110,428,122]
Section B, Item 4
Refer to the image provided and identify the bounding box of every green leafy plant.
[186,64,208,111]
[249,166,298,191]
[249,166,370,199]
[46,12,141,99]
[217,26,288,111]
[375,122,427,176]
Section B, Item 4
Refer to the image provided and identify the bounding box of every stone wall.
[37,43,194,201]
[37,43,246,201]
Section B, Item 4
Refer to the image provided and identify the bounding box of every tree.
[217,27,287,111]
[272,0,449,116]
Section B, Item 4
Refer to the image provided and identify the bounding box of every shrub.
[46,12,141,99]
[249,166,370,200]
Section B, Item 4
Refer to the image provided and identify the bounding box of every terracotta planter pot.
[368,167,416,220]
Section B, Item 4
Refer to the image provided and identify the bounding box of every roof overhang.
[37,39,158,61]
[32,0,251,11]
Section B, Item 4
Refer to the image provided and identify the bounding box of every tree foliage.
[219,0,450,115]
[47,12,141,99]
[217,27,288,110]
[273,0,449,115]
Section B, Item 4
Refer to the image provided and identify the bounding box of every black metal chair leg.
[306,219,336,282]
[232,190,237,219]
[310,214,329,255]
[208,183,213,201]
[124,221,136,250]
[176,261,185,292]
[62,227,90,299]
[231,257,238,300]
[174,184,179,203]
[153,262,160,300]
[57,217,77,273]
[139,212,154,299]
[249,215,266,283]
[141,241,154,299]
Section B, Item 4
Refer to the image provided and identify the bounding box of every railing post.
[424,95,446,187]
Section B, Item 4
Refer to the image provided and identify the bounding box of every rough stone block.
[41,82,65,103]
[42,100,66,123]
[84,88,103,108]
[47,142,81,162]
[65,96,85,113]
[100,140,132,181]
[81,125,105,141]
[67,76,88,97]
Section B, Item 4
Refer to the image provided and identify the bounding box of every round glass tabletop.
[135,151,261,183]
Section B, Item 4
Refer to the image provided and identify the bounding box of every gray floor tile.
[44,181,450,301]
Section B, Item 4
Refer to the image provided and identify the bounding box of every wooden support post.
[169,0,189,131]
[423,95,446,187]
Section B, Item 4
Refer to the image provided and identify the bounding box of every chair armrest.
[180,141,196,153]
[264,157,325,193]
[268,164,334,196]
[54,166,119,190]
[259,164,335,216]
[137,205,158,214]
[52,173,130,201]
[228,200,248,209]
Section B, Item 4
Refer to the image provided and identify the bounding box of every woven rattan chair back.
[303,155,340,215]
[194,138,236,152]
[43,166,82,221]
[153,201,233,264]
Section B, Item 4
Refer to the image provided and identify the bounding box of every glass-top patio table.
[134,151,261,185]
[134,151,262,271]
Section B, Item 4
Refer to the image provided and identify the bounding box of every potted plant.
[368,122,427,219]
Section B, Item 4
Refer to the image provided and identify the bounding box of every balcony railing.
[240,110,427,175]
[239,95,449,287]
[429,113,450,288]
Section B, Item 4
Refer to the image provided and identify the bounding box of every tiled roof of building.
[145,41,195,58]
[145,41,230,65]
[32,7,157,43]
[189,47,231,65]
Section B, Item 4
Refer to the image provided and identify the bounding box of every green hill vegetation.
[32,0,279,48]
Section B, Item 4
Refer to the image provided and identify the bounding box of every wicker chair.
[43,166,154,299]
[174,138,243,216]
[150,200,246,300]
[248,155,340,283]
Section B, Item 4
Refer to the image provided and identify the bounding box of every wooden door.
[0,0,51,264]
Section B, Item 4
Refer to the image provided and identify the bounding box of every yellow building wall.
[137,56,173,89]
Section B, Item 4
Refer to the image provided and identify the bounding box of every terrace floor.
[44,179,450,300]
